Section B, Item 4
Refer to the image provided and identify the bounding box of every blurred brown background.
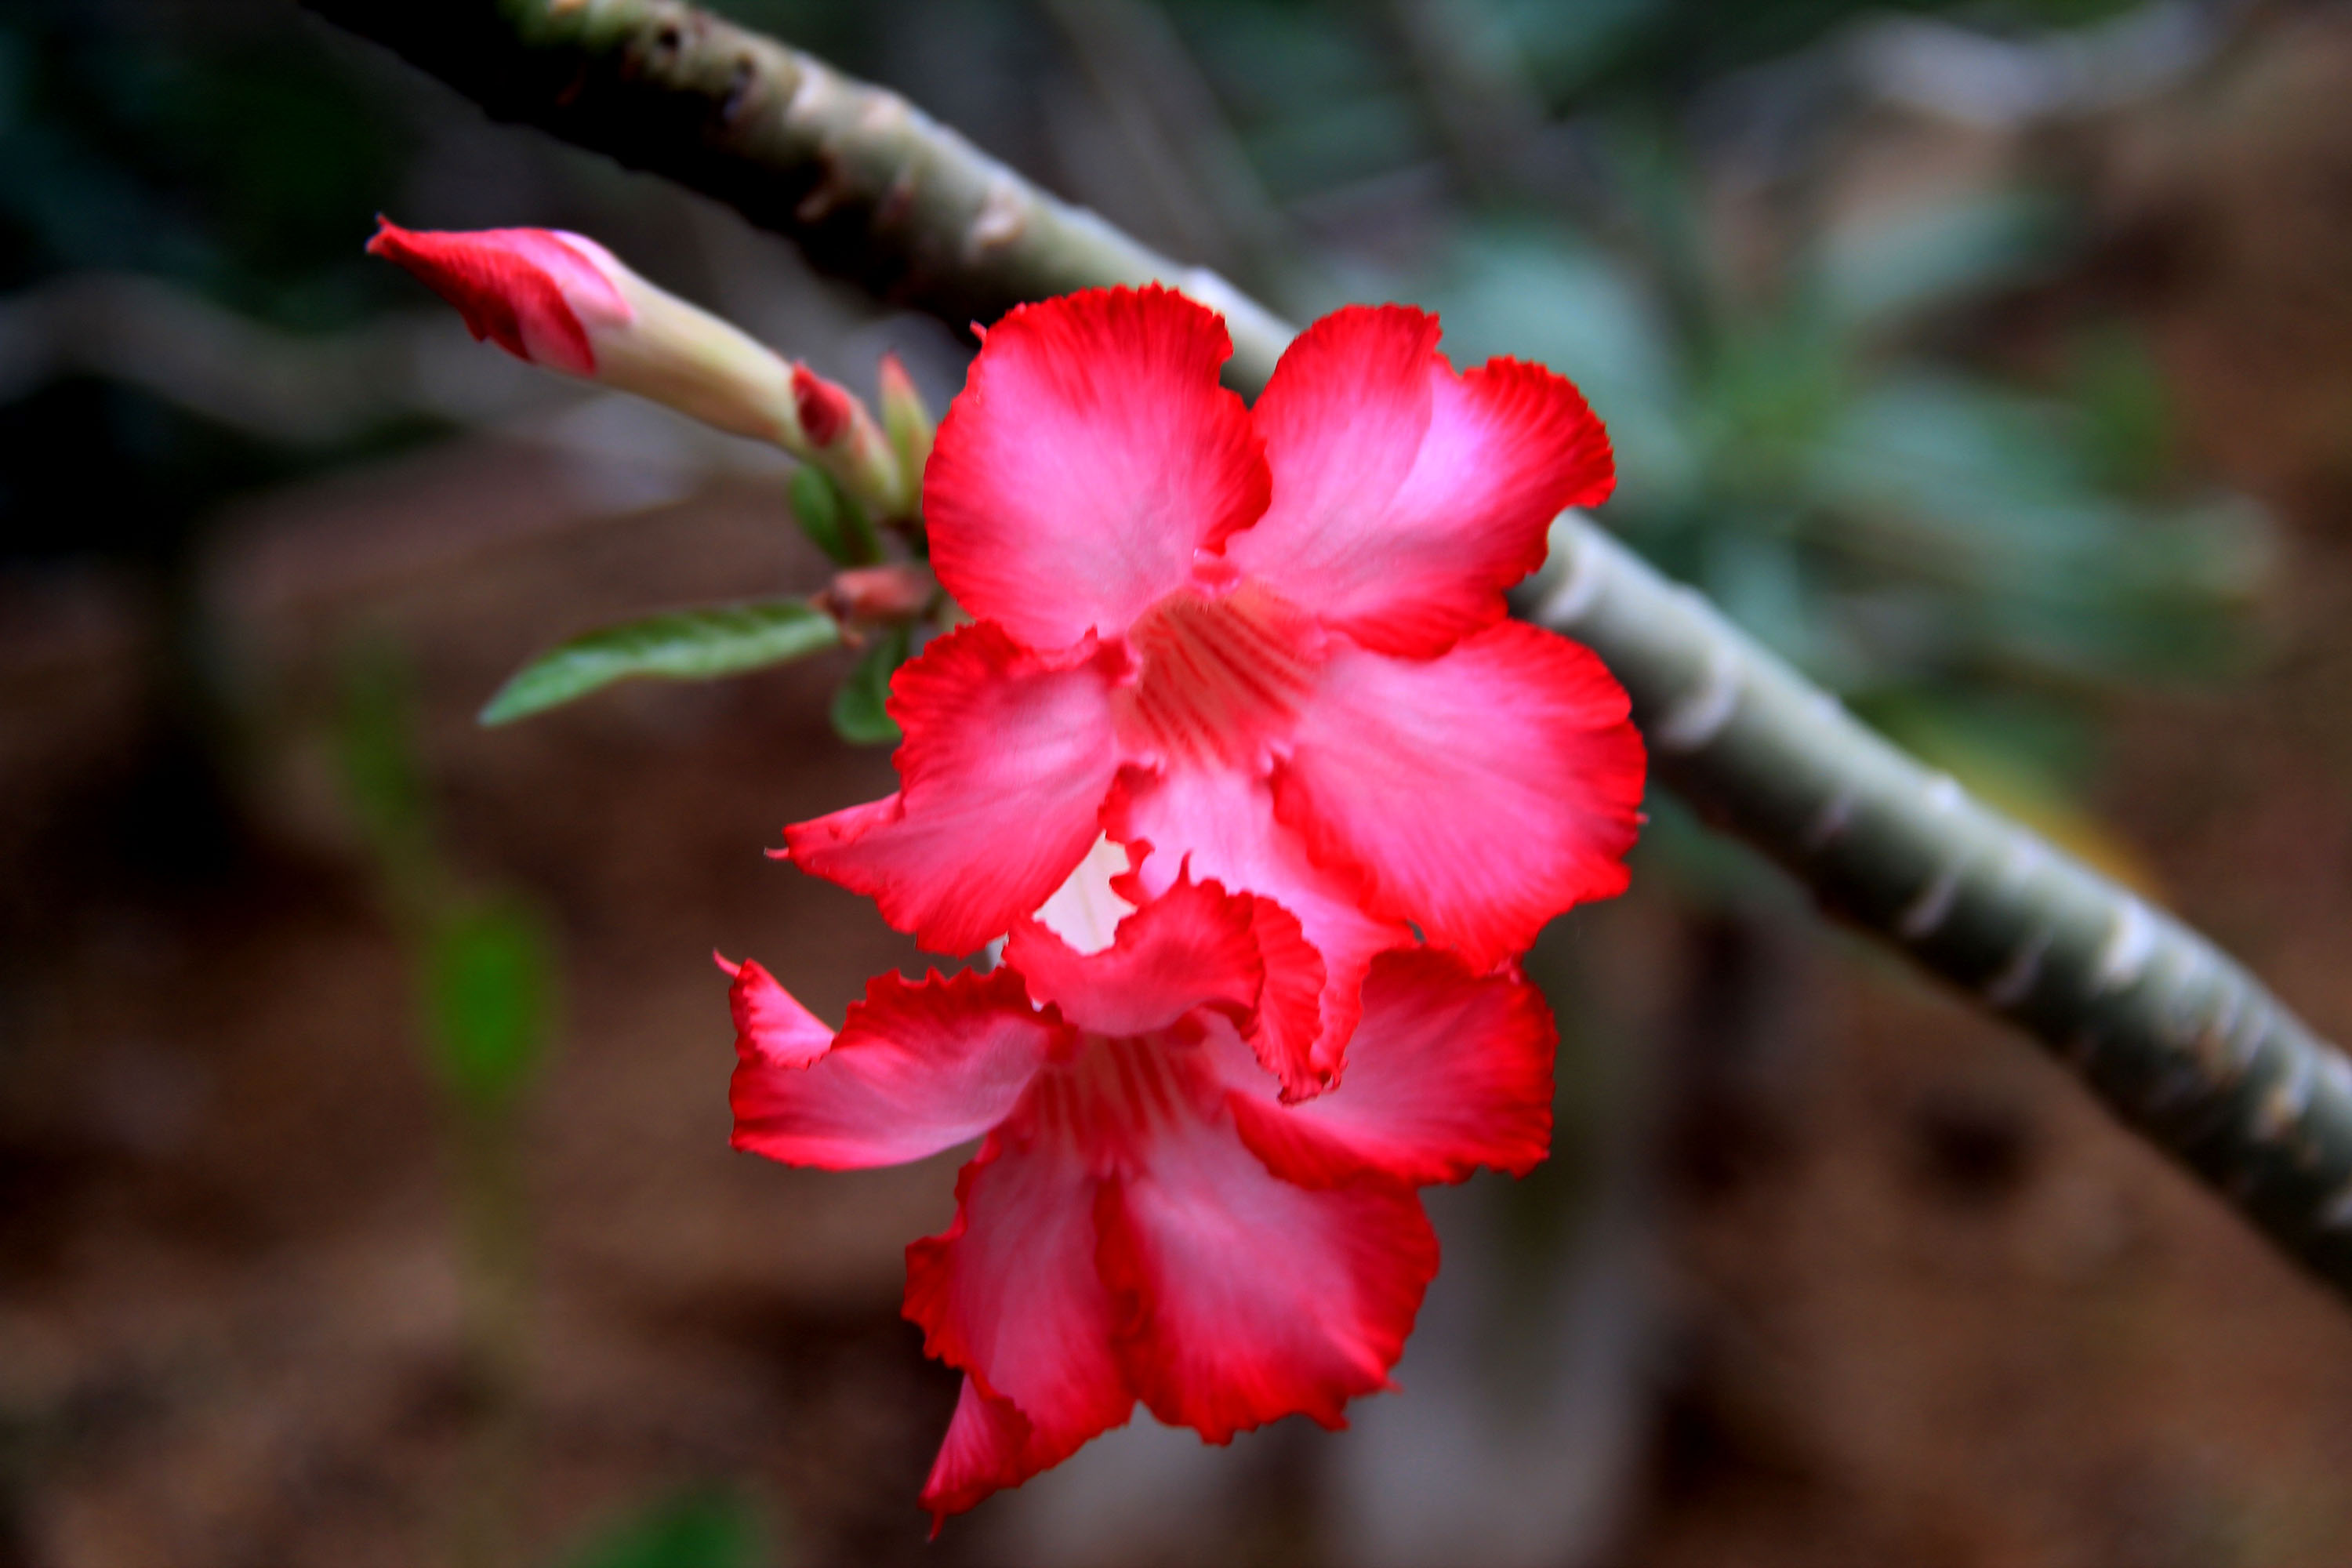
[8,0,2352,1563]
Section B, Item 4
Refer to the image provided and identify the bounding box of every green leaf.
[829,622,912,746]
[2068,323,2173,492]
[334,641,430,861]
[423,898,552,1112]
[787,464,880,566]
[479,600,842,726]
[1813,192,2059,336]
[559,1489,767,1568]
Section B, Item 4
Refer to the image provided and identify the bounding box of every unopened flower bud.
[876,352,936,494]
[369,218,911,519]
[821,562,937,626]
[788,363,909,521]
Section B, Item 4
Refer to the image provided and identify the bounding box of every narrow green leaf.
[479,600,842,726]
[829,622,911,746]
[424,898,552,1112]
[788,464,880,566]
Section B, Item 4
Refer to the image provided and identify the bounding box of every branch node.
[2257,1047,2315,1141]
[1655,643,1741,752]
[2321,1176,2352,1231]
[2191,988,2245,1076]
[1982,928,2051,1010]
[718,54,758,125]
[1897,862,1963,941]
[2092,898,2158,995]
[1530,529,1602,627]
[1802,786,1857,851]
[966,178,1027,256]
[793,186,837,223]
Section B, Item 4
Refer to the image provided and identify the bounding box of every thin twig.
[304,0,2352,1301]
[0,272,494,445]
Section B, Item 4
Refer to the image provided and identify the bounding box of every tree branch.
[1516,524,2352,1289]
[305,0,2352,1299]
[300,0,1290,388]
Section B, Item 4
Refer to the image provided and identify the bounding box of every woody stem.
[307,0,2352,1301]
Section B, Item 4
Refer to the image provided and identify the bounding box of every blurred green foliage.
[1425,172,2262,811]
[558,1490,772,1568]
[831,622,913,746]
[334,642,434,867]
[426,898,554,1115]
[786,465,883,567]
[0,1,405,314]
[334,642,559,1109]
[0,2,426,563]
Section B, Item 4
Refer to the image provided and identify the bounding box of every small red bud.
[792,364,853,447]
[824,563,936,623]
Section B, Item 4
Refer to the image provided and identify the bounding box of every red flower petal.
[1224,304,1613,658]
[1106,764,1404,1093]
[907,1127,1134,1522]
[729,966,1062,1170]
[925,287,1270,652]
[1236,894,1326,1105]
[1095,1112,1436,1443]
[720,953,830,1069]
[367,220,626,376]
[919,1377,1036,1532]
[1274,621,1646,971]
[783,622,1127,954]
[1003,877,1263,1040]
[1222,949,1555,1189]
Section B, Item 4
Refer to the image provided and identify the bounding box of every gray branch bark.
[300,0,1288,388]
[304,0,2352,1299]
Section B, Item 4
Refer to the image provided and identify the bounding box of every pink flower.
[782,288,1644,1090]
[722,877,1556,1525]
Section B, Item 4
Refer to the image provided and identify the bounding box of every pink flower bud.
[786,363,909,521]
[371,218,916,519]
[823,563,937,625]
[791,364,854,446]
[367,220,630,377]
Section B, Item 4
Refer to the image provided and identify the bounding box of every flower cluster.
[369,225,1644,1526]
[735,289,1645,1523]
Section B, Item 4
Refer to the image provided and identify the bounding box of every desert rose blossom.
[721,877,1556,1525]
[783,286,1644,1091]
[368,219,909,519]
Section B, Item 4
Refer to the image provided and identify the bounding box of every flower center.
[1115,582,1319,771]
[1025,1029,1204,1171]
[1032,835,1136,956]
